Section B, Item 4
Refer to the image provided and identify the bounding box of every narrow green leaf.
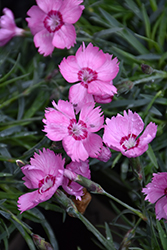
[141,95,167,105]
[3,237,8,250]
[109,46,140,64]
[39,202,64,213]
[0,210,11,220]
[107,99,149,108]
[159,51,167,67]
[78,213,115,250]
[141,4,151,38]
[158,10,167,48]
[0,223,16,241]
[124,0,142,19]
[109,201,134,227]
[0,199,7,205]
[19,230,36,250]
[135,33,160,52]
[0,54,21,83]
[11,218,25,237]
[150,217,161,249]
[142,90,163,119]
[136,54,161,60]
[0,173,13,177]
[23,90,48,119]
[0,117,42,128]
[0,73,30,88]
[151,14,162,42]
[112,153,122,168]
[89,15,111,28]
[156,220,167,249]
[17,96,25,120]
[99,8,119,27]
[150,0,158,11]
[105,222,115,249]
[0,191,21,199]
[146,144,158,169]
[99,8,149,54]
[129,248,145,250]
[94,27,123,38]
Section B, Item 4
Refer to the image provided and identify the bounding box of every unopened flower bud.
[54,189,78,217]
[32,234,53,250]
[76,175,104,194]
[117,80,134,94]
[16,159,25,168]
[141,64,153,74]
[97,146,111,162]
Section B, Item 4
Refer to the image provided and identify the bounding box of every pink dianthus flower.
[17,148,64,213]
[142,173,167,220]
[0,8,24,46]
[63,160,90,200]
[26,0,84,56]
[103,110,157,158]
[43,100,104,162]
[59,42,119,112]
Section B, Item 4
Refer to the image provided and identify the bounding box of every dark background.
[0,0,35,18]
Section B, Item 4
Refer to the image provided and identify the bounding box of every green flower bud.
[32,234,53,250]
[141,64,153,74]
[117,80,134,94]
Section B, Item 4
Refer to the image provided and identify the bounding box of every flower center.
[68,118,88,140]
[38,175,55,194]
[120,133,140,150]
[43,10,64,33]
[78,67,98,88]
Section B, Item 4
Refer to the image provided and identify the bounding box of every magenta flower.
[26,0,84,56]
[17,148,64,213]
[63,160,90,200]
[59,42,119,112]
[103,110,157,158]
[96,145,111,162]
[142,173,167,220]
[0,8,24,46]
[43,100,104,162]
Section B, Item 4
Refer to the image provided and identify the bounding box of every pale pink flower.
[17,148,64,213]
[43,100,104,162]
[59,42,119,112]
[96,145,111,162]
[103,110,157,158]
[26,0,84,56]
[0,8,24,46]
[142,173,167,220]
[63,160,90,200]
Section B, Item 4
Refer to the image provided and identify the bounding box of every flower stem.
[75,175,147,221]
[102,190,147,221]
[129,157,143,183]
